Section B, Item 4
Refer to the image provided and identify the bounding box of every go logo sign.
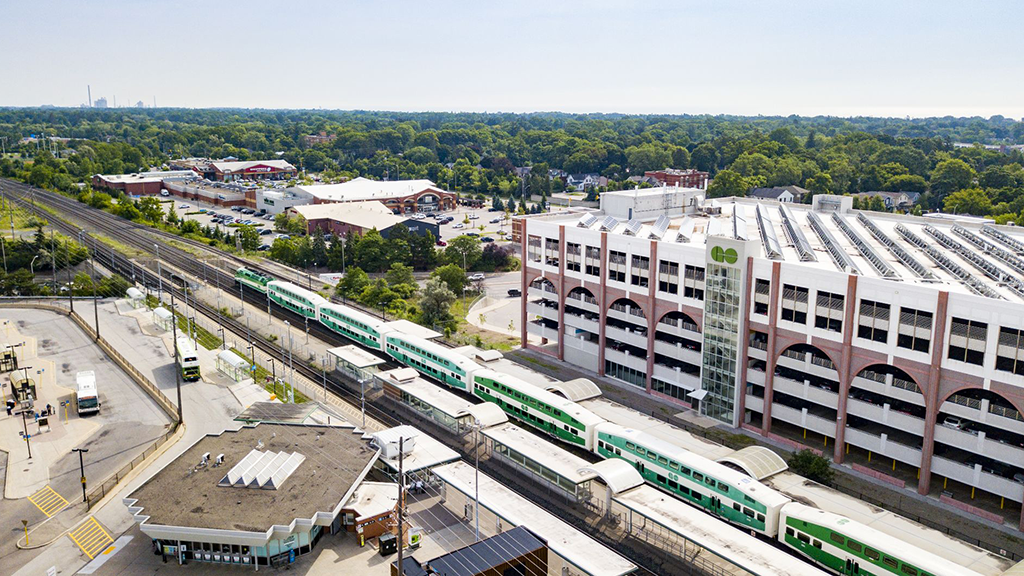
[710,245,738,264]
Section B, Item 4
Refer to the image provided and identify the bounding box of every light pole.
[154,244,162,303]
[29,255,39,276]
[72,448,89,503]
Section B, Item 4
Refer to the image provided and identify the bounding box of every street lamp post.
[154,244,162,302]
[72,448,89,503]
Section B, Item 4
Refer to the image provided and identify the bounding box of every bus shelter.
[126,287,145,308]
[153,307,174,331]
[217,350,250,382]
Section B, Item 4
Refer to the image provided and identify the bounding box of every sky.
[2,0,1022,119]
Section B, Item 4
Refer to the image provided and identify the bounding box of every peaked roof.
[296,177,446,202]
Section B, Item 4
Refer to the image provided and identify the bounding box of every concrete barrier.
[851,463,906,488]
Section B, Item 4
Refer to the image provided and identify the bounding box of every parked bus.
[176,336,201,381]
[75,371,100,415]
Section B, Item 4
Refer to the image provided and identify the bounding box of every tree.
[624,143,672,175]
[354,229,389,273]
[432,263,467,294]
[359,278,399,311]
[138,197,164,223]
[235,225,261,251]
[804,173,833,195]
[410,231,438,270]
[112,199,141,220]
[690,143,719,173]
[419,276,457,329]
[788,449,834,485]
[706,169,748,198]
[480,243,513,270]
[310,228,328,267]
[943,187,992,216]
[884,174,927,193]
[930,159,976,197]
[337,267,369,298]
[166,204,180,226]
[444,235,482,270]
[327,234,346,270]
[385,262,418,298]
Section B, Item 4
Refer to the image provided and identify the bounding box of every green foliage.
[432,263,467,294]
[235,224,261,251]
[930,159,977,198]
[444,235,482,270]
[788,449,835,485]
[943,187,992,216]
[385,262,418,298]
[337,267,369,298]
[418,276,457,329]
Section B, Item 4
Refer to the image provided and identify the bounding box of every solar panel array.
[675,217,695,243]
[732,206,749,241]
[856,213,935,280]
[648,215,671,240]
[895,224,1004,300]
[952,225,1024,276]
[807,211,860,274]
[755,204,783,260]
[577,213,598,229]
[623,219,644,236]
[778,205,816,262]
[981,225,1024,254]
[923,226,1024,299]
[831,212,898,279]
[600,216,619,232]
[706,218,722,237]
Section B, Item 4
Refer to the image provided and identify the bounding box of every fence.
[0,298,182,510]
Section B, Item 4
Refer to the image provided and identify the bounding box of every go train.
[237,267,994,576]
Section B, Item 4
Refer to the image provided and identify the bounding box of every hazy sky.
[2,0,1022,118]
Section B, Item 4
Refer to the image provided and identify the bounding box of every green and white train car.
[594,422,790,537]
[235,267,275,292]
[384,332,478,390]
[779,503,983,576]
[318,302,391,351]
[266,281,327,320]
[472,369,604,449]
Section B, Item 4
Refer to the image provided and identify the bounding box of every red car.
[436,240,447,246]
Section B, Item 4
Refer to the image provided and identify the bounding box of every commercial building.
[91,170,194,195]
[168,158,297,182]
[123,422,379,567]
[290,201,440,239]
[296,177,456,214]
[519,190,1024,527]
[256,188,314,215]
[643,169,709,189]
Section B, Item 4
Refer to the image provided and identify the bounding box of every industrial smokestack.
[88,85,92,108]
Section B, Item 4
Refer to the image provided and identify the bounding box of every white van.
[160,189,170,197]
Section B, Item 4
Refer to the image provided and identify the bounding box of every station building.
[519,189,1024,527]
[295,177,456,214]
[290,201,440,239]
[123,422,380,567]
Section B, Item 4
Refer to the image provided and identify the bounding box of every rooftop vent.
[218,449,305,490]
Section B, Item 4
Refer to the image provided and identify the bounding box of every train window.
[692,492,701,502]
[636,447,647,456]
[669,462,679,471]
[865,548,880,561]
[883,557,898,569]
[829,533,845,545]
[797,532,810,544]
[679,486,690,496]
[786,527,794,537]
[615,448,621,456]
[743,507,755,518]
[733,503,741,512]
[900,565,917,575]
[658,456,668,465]
[693,472,704,482]
[717,481,728,492]
[681,467,691,475]
[812,540,822,549]
[598,441,604,449]
[704,477,715,487]
[757,513,765,523]
[668,480,677,489]
[625,442,635,451]
[656,474,667,484]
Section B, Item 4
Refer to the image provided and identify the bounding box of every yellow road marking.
[69,517,114,559]
[27,485,69,518]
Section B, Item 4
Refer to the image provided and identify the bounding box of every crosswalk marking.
[27,485,69,518]
[68,517,114,559]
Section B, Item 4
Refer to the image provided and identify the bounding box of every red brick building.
[643,168,709,189]
[91,170,194,195]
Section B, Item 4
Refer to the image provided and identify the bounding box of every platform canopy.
[578,459,644,494]
[717,446,788,481]
[464,403,508,428]
[545,377,602,402]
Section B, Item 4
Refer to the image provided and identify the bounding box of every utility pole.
[50,231,57,295]
[21,408,32,459]
[270,358,277,399]
[72,448,89,503]
[170,289,183,424]
[397,436,404,576]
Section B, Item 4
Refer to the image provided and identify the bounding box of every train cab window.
[812,540,822,549]
[786,527,795,537]
[797,533,810,544]
[865,548,880,561]
[615,448,621,456]
[757,513,765,523]
[693,472,704,482]
[597,440,604,449]
[743,507,755,518]
[900,565,917,575]
[829,533,845,545]
[733,503,741,512]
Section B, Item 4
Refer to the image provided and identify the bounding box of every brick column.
[761,262,783,435]
[520,220,528,349]
[597,232,609,376]
[557,227,566,361]
[736,257,754,421]
[833,274,859,463]
[918,291,949,496]
[645,240,658,393]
